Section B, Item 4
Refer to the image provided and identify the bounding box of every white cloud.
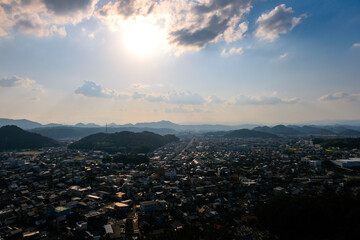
[279,53,288,59]
[255,4,304,41]
[207,95,226,104]
[233,94,300,105]
[319,92,360,102]
[352,42,360,48]
[97,0,252,51]
[74,80,301,107]
[164,91,205,105]
[144,91,206,105]
[132,91,146,99]
[165,106,202,113]
[0,75,44,92]
[145,94,165,102]
[16,17,66,37]
[74,80,128,98]
[74,81,205,105]
[131,83,150,89]
[221,47,243,56]
[0,0,98,38]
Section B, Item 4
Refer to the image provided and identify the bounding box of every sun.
[122,19,165,57]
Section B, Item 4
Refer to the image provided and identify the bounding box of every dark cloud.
[113,0,136,18]
[43,0,95,15]
[170,0,252,48]
[170,15,229,48]
[97,0,156,19]
[193,0,250,15]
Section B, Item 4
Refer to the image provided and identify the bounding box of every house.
[140,201,157,213]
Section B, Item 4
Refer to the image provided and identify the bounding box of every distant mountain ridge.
[254,125,302,136]
[206,125,360,138]
[337,129,360,137]
[2,118,360,139]
[289,125,335,135]
[68,131,179,153]
[0,125,60,151]
[225,129,279,138]
[0,118,256,132]
[31,126,177,140]
[0,118,43,129]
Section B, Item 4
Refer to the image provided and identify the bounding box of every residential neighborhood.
[1,136,359,239]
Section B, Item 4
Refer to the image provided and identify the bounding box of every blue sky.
[0,0,359,124]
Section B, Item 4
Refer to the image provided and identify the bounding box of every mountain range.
[225,129,279,138]
[31,126,177,140]
[1,118,360,140]
[1,123,360,152]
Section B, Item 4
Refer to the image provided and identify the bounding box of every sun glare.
[122,19,165,57]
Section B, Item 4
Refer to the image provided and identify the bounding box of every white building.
[332,158,360,168]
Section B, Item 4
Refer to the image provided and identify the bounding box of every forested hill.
[0,125,60,151]
[313,138,360,149]
[68,131,179,153]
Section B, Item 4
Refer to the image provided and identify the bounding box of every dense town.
[1,136,360,240]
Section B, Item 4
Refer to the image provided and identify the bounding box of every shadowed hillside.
[0,125,60,151]
[68,131,179,153]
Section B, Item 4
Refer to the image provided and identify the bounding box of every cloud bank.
[1,1,305,53]
[74,81,301,107]
[233,94,300,105]
[319,92,360,102]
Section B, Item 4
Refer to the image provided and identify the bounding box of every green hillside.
[68,131,179,153]
[0,125,60,151]
[313,138,360,149]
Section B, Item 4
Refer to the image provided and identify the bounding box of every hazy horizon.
[1,0,359,124]
[2,116,360,127]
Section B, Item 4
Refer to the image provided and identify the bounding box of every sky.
[0,0,360,125]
